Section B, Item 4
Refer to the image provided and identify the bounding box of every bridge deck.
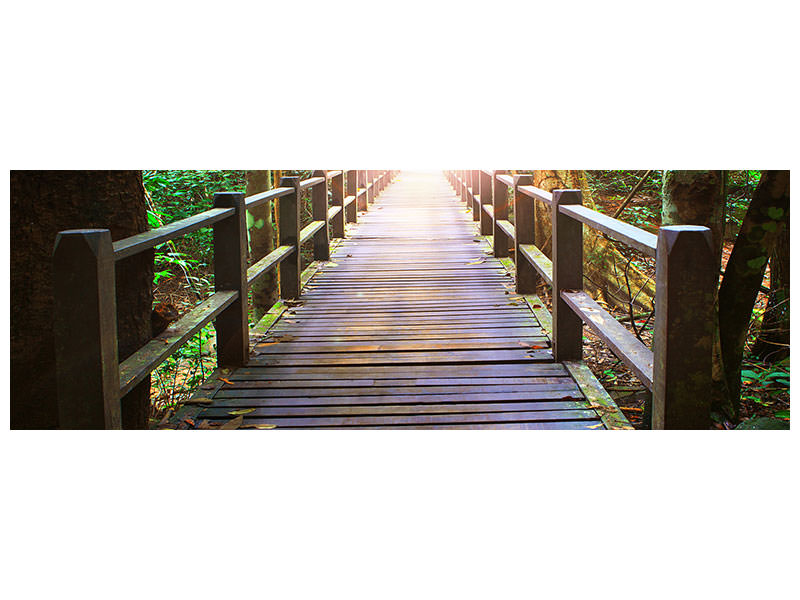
[183,172,628,429]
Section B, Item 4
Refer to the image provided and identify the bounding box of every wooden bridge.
[52,170,716,429]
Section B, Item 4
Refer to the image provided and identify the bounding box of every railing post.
[652,226,716,429]
[213,192,248,366]
[278,176,302,300]
[52,229,121,429]
[493,171,510,257]
[551,189,584,361]
[367,170,375,204]
[513,174,536,294]
[357,170,368,212]
[331,170,346,238]
[311,170,331,260]
[345,170,358,223]
[479,170,493,236]
[471,170,481,221]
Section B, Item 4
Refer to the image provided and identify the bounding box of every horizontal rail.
[496,219,515,240]
[328,206,342,221]
[299,220,326,245]
[343,195,356,208]
[496,174,514,188]
[326,170,343,180]
[244,187,294,210]
[113,207,234,260]
[299,176,325,190]
[518,244,553,286]
[246,244,294,287]
[559,204,657,257]
[118,290,238,397]
[482,204,494,219]
[517,185,553,206]
[561,290,654,389]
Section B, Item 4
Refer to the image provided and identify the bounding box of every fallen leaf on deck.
[532,304,543,309]
[197,420,213,429]
[466,259,485,265]
[228,408,256,415]
[244,424,278,430]
[219,415,244,430]
[587,423,605,429]
[218,377,233,385]
[183,418,195,427]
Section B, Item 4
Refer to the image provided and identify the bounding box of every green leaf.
[746,256,768,270]
[767,207,784,220]
[775,410,790,419]
[246,211,255,228]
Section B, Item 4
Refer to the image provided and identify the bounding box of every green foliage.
[725,170,762,234]
[740,357,790,410]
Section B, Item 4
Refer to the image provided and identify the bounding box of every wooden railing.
[446,170,716,429]
[52,170,395,428]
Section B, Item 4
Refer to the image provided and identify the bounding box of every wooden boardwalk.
[187,172,627,429]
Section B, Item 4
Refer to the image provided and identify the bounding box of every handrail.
[112,207,234,260]
[53,169,396,428]
[446,169,715,429]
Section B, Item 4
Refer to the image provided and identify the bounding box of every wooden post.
[479,170,493,235]
[513,175,536,294]
[367,170,375,204]
[278,176,302,299]
[551,189,584,361]
[357,170,368,212]
[345,169,358,223]
[52,229,121,429]
[493,171,510,257]
[213,192,248,366]
[311,170,331,260]
[471,170,481,221]
[331,170,346,237]
[652,226,716,429]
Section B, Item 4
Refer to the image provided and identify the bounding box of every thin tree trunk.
[752,217,789,362]
[246,170,279,321]
[717,170,789,418]
[11,171,152,429]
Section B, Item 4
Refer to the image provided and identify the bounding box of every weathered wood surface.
[190,172,627,429]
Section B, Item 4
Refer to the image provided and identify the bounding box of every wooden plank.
[517,185,553,205]
[113,207,234,260]
[246,244,294,287]
[244,187,294,210]
[213,384,579,400]
[563,360,632,430]
[299,220,325,245]
[518,244,553,286]
[561,290,654,389]
[552,190,584,361]
[559,204,657,257]
[119,291,237,396]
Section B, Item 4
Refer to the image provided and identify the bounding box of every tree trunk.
[11,171,152,429]
[246,170,279,321]
[662,170,726,268]
[752,217,789,362]
[717,170,789,418]
[533,170,656,312]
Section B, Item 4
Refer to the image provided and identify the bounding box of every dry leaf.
[587,423,605,429]
[532,304,543,309]
[220,415,244,430]
[218,377,233,385]
[466,259,485,265]
[245,424,278,430]
[197,419,213,429]
[183,418,195,427]
[228,408,256,416]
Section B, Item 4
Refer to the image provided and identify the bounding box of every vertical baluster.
[311,170,331,260]
[331,171,346,238]
[213,192,249,367]
[493,171,510,257]
[551,189,583,361]
[472,170,481,222]
[652,226,716,429]
[513,175,536,294]
[345,169,358,223]
[277,176,301,299]
[53,229,121,429]
[479,170,493,236]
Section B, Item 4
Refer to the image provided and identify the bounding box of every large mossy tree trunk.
[532,170,656,312]
[662,170,726,268]
[11,171,153,429]
[752,217,789,362]
[717,170,789,418]
[246,170,279,321]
